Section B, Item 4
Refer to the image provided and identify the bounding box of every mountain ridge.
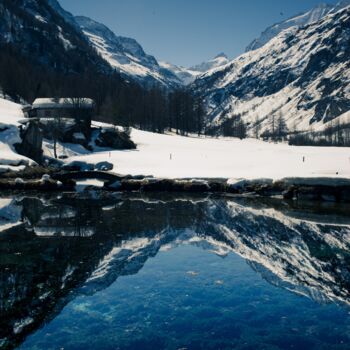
[246,0,350,52]
[193,5,350,136]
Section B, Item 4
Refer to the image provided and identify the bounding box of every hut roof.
[32,98,94,109]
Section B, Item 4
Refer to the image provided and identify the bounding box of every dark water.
[0,193,350,350]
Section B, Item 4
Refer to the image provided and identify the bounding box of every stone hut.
[30,98,95,137]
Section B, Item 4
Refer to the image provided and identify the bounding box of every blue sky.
[60,0,338,67]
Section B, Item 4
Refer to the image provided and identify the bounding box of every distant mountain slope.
[246,3,333,52]
[159,61,200,85]
[0,0,110,75]
[47,0,79,28]
[190,53,230,73]
[75,16,181,89]
[193,5,350,135]
[160,53,230,85]
[246,1,350,52]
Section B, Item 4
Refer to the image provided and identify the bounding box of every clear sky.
[59,0,338,67]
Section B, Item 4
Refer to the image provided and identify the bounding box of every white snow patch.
[66,128,350,180]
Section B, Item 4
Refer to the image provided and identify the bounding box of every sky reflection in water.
[0,194,349,350]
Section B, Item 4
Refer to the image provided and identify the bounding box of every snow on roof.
[32,98,95,109]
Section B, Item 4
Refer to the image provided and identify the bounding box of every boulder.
[120,179,143,191]
[339,188,350,203]
[63,161,95,171]
[283,187,295,200]
[208,181,227,192]
[140,179,175,192]
[95,161,114,171]
[95,129,136,150]
[16,121,43,163]
[180,180,210,192]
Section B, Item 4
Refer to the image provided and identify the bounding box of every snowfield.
[1,97,350,181]
[68,128,350,180]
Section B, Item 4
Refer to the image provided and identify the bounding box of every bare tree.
[254,116,261,139]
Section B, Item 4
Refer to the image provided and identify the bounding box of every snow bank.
[0,98,35,172]
[67,128,350,180]
[0,198,22,232]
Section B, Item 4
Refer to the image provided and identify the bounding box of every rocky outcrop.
[95,128,136,150]
[15,122,43,163]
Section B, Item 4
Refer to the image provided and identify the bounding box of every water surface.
[0,193,349,350]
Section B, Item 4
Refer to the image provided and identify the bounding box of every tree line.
[289,119,350,147]
[0,43,205,135]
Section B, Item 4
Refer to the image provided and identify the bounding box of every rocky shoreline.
[1,166,350,203]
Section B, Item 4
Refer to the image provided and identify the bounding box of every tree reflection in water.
[0,193,349,349]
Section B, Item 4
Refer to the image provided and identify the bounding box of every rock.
[0,178,75,191]
[15,178,25,185]
[141,179,175,192]
[105,180,122,190]
[120,179,143,191]
[15,121,43,163]
[208,181,227,192]
[95,129,136,150]
[283,187,295,200]
[181,180,210,192]
[339,188,350,203]
[95,161,113,171]
[41,174,51,183]
[63,161,95,171]
[296,187,320,201]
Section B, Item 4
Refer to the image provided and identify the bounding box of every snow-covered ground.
[1,97,349,181]
[67,128,350,180]
[0,98,35,173]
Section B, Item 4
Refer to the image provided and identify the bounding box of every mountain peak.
[194,5,350,135]
[246,2,333,52]
[215,52,228,59]
[246,0,350,52]
[75,15,181,88]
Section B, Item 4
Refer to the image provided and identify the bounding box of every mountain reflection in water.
[0,193,349,350]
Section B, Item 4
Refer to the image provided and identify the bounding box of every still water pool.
[1,193,349,349]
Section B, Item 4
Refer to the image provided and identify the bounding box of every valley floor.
[68,128,350,181]
[1,97,350,182]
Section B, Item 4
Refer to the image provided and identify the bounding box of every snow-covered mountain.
[193,5,350,135]
[190,53,230,73]
[46,0,79,29]
[75,16,182,89]
[246,1,350,52]
[160,53,230,85]
[159,61,200,86]
[0,0,112,76]
[246,3,333,52]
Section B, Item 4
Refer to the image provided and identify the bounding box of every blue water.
[1,194,350,350]
[20,244,349,350]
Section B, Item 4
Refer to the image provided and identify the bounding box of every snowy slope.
[190,53,230,73]
[193,5,350,135]
[246,3,333,52]
[75,16,181,89]
[0,98,35,172]
[160,53,230,85]
[0,0,112,80]
[246,1,350,52]
[159,61,200,86]
[65,127,350,180]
